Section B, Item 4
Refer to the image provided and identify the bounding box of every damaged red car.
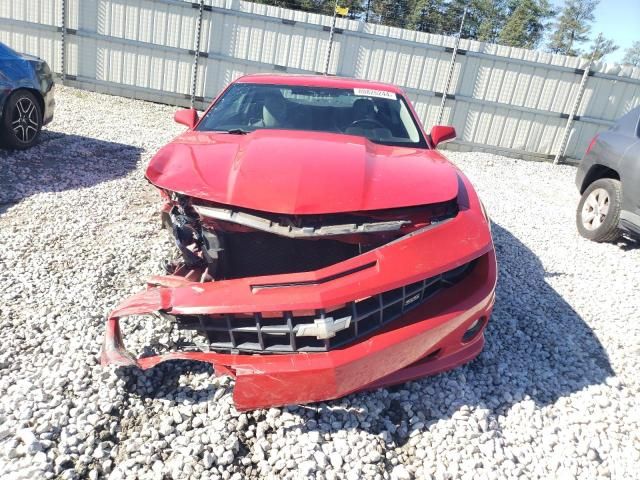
[101,74,496,410]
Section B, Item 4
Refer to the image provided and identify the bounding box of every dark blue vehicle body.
[0,42,55,145]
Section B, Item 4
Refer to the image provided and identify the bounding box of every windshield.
[196,83,428,148]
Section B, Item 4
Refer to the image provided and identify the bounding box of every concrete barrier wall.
[2,0,640,162]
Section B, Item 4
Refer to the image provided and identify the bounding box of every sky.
[550,0,640,63]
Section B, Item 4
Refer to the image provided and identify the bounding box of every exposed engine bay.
[162,191,460,283]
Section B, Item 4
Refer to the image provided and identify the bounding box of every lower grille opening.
[171,257,480,354]
[462,316,486,342]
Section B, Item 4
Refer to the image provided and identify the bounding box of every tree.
[474,0,508,43]
[587,33,618,61]
[439,0,510,41]
[439,0,489,38]
[250,1,319,13]
[407,0,447,33]
[371,0,407,28]
[622,41,640,66]
[499,0,554,49]
[247,0,563,52]
[438,0,467,35]
[249,0,362,19]
[547,0,598,56]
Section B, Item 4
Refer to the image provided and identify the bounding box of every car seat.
[262,92,288,128]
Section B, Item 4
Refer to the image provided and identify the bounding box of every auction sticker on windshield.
[353,88,397,100]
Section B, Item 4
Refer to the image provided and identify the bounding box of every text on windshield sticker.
[353,88,397,100]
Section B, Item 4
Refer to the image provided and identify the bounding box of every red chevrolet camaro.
[101,74,496,410]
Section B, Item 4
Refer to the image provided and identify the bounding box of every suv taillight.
[585,135,598,155]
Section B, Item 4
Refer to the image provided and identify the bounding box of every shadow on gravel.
[116,222,614,447]
[0,130,142,209]
[0,202,13,216]
[617,234,640,251]
[115,362,221,404]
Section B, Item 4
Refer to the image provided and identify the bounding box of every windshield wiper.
[226,128,250,135]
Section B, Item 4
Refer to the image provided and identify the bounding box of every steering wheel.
[348,118,387,130]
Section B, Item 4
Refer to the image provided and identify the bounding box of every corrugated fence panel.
[0,0,61,73]
[1,0,59,26]
[0,22,62,74]
[95,0,197,51]
[582,76,640,120]
[71,0,195,97]
[2,0,640,161]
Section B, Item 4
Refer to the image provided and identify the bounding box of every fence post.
[553,55,594,165]
[60,0,67,83]
[435,8,466,125]
[324,0,339,75]
[190,0,205,108]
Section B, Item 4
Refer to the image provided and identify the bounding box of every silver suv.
[575,107,640,242]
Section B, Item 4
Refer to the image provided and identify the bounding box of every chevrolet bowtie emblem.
[294,316,352,340]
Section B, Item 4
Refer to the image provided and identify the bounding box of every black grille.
[221,232,360,279]
[172,259,477,354]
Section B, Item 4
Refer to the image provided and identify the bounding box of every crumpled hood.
[146,129,459,214]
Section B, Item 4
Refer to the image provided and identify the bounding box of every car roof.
[0,42,20,60]
[234,73,404,94]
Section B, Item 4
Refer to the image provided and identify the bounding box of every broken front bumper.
[102,208,496,410]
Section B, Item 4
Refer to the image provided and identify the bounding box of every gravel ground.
[1,86,639,480]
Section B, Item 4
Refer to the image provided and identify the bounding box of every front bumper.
[102,208,496,410]
[42,84,55,126]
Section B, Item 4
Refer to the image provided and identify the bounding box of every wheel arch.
[3,87,45,118]
[579,164,620,194]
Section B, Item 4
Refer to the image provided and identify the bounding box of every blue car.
[0,42,55,149]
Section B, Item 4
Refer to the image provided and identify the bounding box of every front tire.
[576,178,622,242]
[1,90,43,149]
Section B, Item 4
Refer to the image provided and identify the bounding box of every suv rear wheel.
[576,178,622,242]
[1,90,43,149]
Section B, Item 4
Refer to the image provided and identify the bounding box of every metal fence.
[2,0,640,162]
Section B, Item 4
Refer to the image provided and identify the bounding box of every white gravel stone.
[391,464,412,480]
[0,86,639,479]
[329,452,344,469]
[217,450,235,466]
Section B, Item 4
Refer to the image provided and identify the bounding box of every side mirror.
[430,125,456,147]
[174,108,199,129]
